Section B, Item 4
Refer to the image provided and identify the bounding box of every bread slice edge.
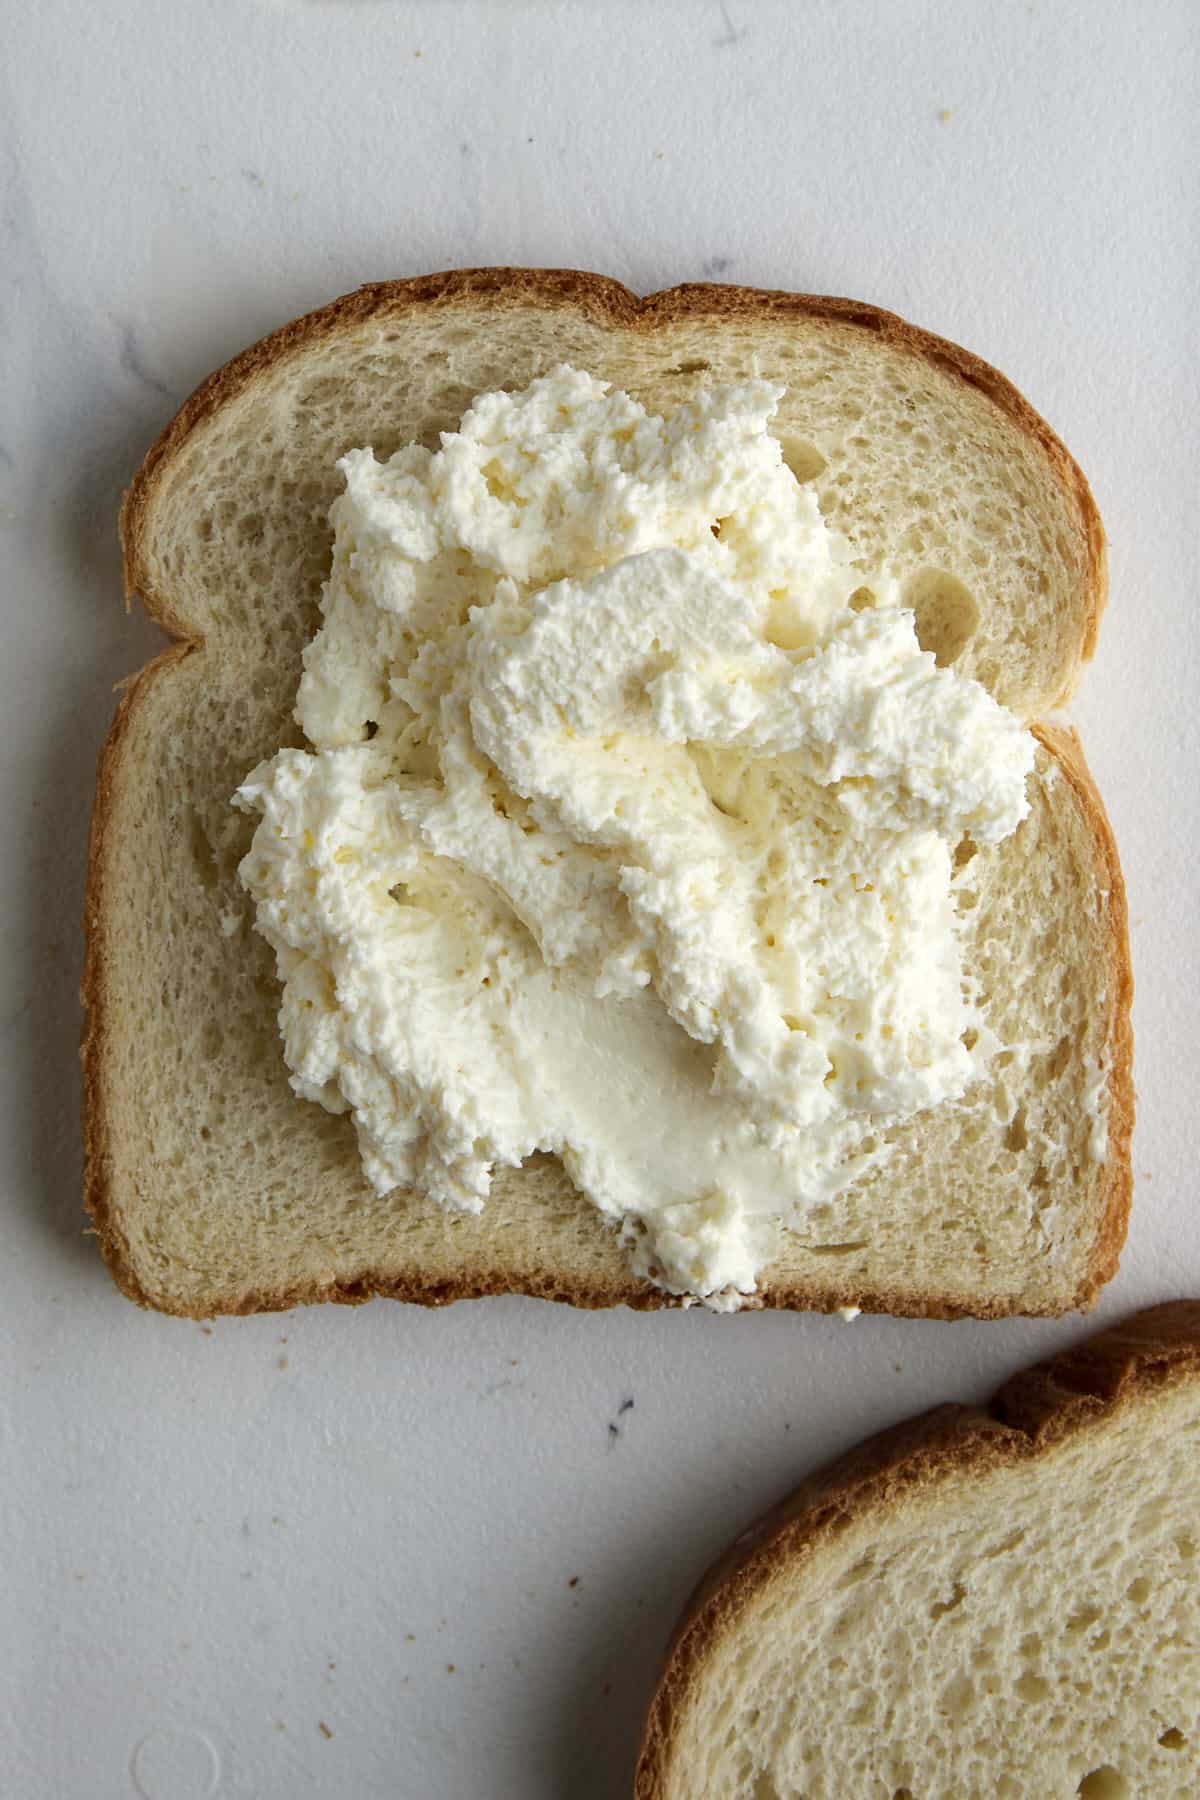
[633,1300,1200,1799]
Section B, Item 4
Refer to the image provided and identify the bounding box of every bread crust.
[1029,723,1135,1307]
[119,269,1106,661]
[634,1300,1200,1799]
[86,269,1125,1317]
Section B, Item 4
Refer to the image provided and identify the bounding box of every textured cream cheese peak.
[237,365,1035,1309]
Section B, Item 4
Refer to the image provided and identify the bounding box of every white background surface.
[3,2,1197,1795]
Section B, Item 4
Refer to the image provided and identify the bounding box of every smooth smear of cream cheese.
[235,365,1035,1309]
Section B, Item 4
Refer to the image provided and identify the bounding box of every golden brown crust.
[89,268,1123,1318]
[86,1263,1112,1325]
[1029,724,1135,1309]
[634,1301,1200,1799]
[119,268,1106,656]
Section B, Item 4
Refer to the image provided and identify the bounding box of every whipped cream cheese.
[236,366,1034,1308]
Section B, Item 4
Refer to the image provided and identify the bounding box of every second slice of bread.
[636,1302,1200,1799]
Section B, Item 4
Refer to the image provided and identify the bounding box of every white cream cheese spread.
[236,366,1035,1308]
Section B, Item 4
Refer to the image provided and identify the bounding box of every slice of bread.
[82,269,1130,1318]
[635,1301,1200,1800]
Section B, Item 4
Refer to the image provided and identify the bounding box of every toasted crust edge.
[118,267,1107,663]
[633,1300,1200,1799]
[87,268,1122,1317]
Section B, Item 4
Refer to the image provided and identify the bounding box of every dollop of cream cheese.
[236,365,1034,1309]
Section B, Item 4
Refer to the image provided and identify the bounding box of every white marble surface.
[3,2,1197,1794]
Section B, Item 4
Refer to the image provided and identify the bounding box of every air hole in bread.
[666,359,712,376]
[837,1554,876,1589]
[1076,1767,1128,1799]
[929,1580,966,1619]
[1132,1501,1168,1541]
[1004,1106,1028,1153]
[942,1673,974,1716]
[847,585,875,612]
[905,568,980,667]
[779,436,827,484]
[1158,1727,1187,1750]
